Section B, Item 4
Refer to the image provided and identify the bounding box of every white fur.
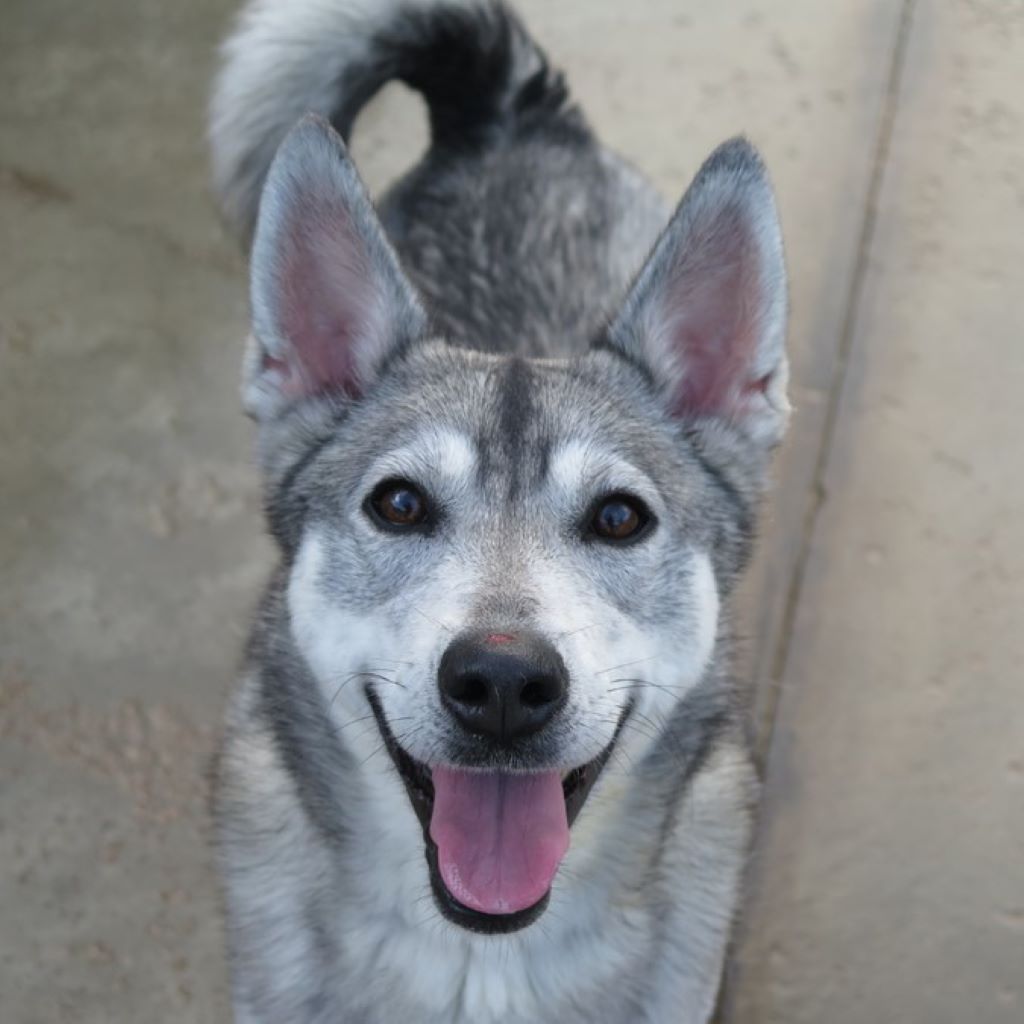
[530,546,719,766]
[234,412,738,1022]
[210,0,480,237]
[220,670,754,1022]
[283,433,722,972]
[543,438,720,758]
[547,437,663,512]
[213,4,770,1019]
[288,430,720,775]
[361,426,478,498]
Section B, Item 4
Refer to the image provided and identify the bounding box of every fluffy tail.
[209,0,573,242]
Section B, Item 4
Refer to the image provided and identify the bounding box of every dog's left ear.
[602,138,789,446]
[244,115,427,420]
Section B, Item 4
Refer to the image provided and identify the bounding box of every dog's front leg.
[639,742,757,1024]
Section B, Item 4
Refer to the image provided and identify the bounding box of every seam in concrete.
[754,0,919,765]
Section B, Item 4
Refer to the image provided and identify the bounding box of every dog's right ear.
[244,116,426,421]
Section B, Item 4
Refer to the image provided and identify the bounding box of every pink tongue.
[429,767,569,915]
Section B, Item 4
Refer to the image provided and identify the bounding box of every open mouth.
[366,688,631,934]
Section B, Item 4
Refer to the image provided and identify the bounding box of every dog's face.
[289,351,723,773]
[246,119,788,932]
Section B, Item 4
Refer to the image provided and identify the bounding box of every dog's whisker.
[555,622,600,640]
[343,667,398,680]
[329,670,406,709]
[357,737,394,767]
[331,712,376,733]
[596,655,658,676]
[411,605,454,634]
[607,677,686,698]
[361,675,406,689]
[631,707,662,735]
[597,718,658,753]
[390,724,426,747]
[352,716,414,746]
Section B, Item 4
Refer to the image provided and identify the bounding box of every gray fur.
[209,2,788,1022]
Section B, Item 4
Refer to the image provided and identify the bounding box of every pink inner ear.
[274,201,377,400]
[663,225,764,419]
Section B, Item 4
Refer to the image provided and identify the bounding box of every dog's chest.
[333,884,653,1024]
[321,792,652,1022]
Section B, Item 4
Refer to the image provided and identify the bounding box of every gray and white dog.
[208,1,789,1021]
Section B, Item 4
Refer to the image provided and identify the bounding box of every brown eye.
[589,494,652,543]
[368,479,429,530]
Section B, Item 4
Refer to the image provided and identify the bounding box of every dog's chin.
[365,689,631,935]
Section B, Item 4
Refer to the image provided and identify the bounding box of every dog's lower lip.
[364,689,632,930]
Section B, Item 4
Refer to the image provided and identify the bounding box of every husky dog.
[208,1,789,1021]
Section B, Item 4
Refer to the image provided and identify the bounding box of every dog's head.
[243,117,788,933]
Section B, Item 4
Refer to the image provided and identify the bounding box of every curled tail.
[209,0,575,242]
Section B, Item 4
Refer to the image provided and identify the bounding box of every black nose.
[438,630,568,743]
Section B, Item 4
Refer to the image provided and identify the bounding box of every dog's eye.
[588,494,653,543]
[367,479,429,530]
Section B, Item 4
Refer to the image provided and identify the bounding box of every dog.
[208,1,789,1020]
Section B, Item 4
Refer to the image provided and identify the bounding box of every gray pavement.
[1,1,1020,1021]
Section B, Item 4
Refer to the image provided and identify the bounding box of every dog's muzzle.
[367,628,632,935]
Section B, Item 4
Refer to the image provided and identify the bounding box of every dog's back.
[210,3,788,1022]
[212,0,669,358]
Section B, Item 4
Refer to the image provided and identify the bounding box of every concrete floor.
[1,1,1021,1021]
